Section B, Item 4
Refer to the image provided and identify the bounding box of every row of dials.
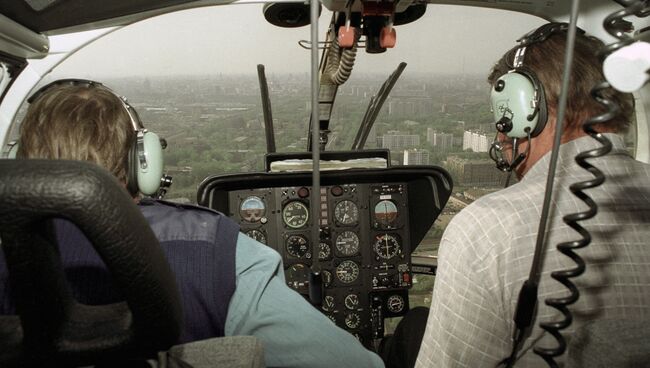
[246,232,403,261]
[322,293,406,330]
[322,293,405,314]
[285,261,359,288]
[239,196,399,228]
[285,260,361,286]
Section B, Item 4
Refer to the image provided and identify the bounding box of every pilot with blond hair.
[0,80,385,368]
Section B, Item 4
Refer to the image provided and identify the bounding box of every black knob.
[495,79,506,92]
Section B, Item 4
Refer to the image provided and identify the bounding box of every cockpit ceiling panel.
[24,0,59,12]
[1,0,230,33]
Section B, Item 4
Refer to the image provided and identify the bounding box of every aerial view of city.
[106,72,508,203]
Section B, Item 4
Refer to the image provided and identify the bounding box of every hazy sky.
[53,4,545,78]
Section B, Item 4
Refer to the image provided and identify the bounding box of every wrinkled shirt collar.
[522,133,631,182]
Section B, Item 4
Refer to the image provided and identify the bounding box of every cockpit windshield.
[10,3,549,319]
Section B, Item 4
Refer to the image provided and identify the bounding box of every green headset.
[7,79,164,196]
[489,23,584,139]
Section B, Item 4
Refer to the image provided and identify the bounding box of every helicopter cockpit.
[0,0,649,366]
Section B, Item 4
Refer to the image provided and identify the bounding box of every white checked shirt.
[415,134,650,367]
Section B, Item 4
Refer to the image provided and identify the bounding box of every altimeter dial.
[336,260,360,284]
[334,200,359,225]
[282,201,309,228]
[335,231,360,256]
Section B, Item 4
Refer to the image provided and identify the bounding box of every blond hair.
[18,83,135,183]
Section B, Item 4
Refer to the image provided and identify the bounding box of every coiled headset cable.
[532,1,646,367]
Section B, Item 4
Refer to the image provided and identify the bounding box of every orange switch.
[338,26,356,48]
[380,27,396,48]
[402,272,410,284]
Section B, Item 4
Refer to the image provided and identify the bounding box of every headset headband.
[27,78,144,132]
[512,23,585,67]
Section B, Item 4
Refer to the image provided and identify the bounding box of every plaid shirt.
[416,134,650,367]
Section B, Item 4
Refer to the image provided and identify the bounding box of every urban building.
[462,130,490,153]
[380,131,420,151]
[445,156,508,186]
[388,98,434,117]
[427,128,454,152]
[403,149,430,165]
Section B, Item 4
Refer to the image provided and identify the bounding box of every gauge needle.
[385,234,390,254]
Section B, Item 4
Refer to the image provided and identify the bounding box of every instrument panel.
[198,166,452,346]
[230,183,412,342]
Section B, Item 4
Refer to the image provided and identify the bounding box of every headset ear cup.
[531,80,548,137]
[126,141,139,196]
[490,71,544,138]
[136,131,163,196]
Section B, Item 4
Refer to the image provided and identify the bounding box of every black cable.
[529,0,581,291]
[501,3,582,367]
[532,1,645,366]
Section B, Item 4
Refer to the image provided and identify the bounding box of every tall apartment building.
[380,131,420,151]
[462,130,489,153]
[403,149,430,165]
[427,128,454,152]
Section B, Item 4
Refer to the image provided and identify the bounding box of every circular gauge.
[374,200,398,226]
[319,242,331,260]
[285,235,309,258]
[322,270,332,288]
[334,200,359,225]
[336,260,360,284]
[286,263,309,291]
[387,294,405,313]
[323,295,335,312]
[328,314,337,324]
[344,294,360,310]
[345,312,361,329]
[373,234,400,259]
[282,201,309,229]
[335,231,360,256]
[240,196,266,222]
[245,229,267,244]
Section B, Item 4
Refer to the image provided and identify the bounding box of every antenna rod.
[257,64,276,153]
[309,0,322,307]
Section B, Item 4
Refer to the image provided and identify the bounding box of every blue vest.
[0,199,239,343]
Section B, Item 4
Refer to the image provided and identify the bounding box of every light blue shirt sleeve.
[225,233,385,368]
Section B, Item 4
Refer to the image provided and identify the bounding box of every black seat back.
[0,159,182,367]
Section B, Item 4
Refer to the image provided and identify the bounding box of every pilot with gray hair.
[414,23,650,368]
